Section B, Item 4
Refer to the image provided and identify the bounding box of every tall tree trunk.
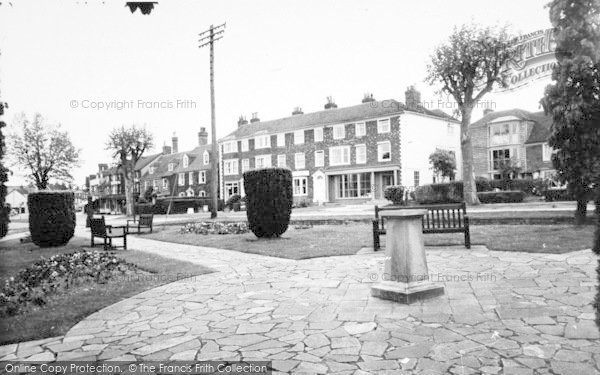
[461,108,480,205]
[122,160,135,217]
[574,197,587,226]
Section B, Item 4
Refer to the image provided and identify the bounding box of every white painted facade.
[400,112,462,188]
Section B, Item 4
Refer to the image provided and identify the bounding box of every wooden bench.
[90,216,127,250]
[373,202,470,250]
[127,214,154,234]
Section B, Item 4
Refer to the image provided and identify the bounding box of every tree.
[9,113,80,190]
[429,149,456,182]
[426,23,515,204]
[106,125,153,217]
[541,0,600,226]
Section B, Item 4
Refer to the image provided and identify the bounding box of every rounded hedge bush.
[243,168,293,238]
[384,185,405,205]
[28,191,76,247]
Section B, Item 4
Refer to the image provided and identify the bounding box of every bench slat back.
[139,214,153,226]
[90,217,106,236]
[376,203,467,230]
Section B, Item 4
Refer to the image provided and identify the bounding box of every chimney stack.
[404,86,421,110]
[292,107,303,115]
[237,115,248,127]
[362,93,375,103]
[171,132,178,154]
[162,142,172,155]
[198,127,208,145]
[483,108,495,116]
[324,96,338,109]
[250,112,260,123]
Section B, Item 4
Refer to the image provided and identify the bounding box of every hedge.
[384,186,405,205]
[243,168,293,238]
[0,104,8,238]
[414,181,463,204]
[134,197,224,215]
[28,191,75,247]
[477,190,525,203]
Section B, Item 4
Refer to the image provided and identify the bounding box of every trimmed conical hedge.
[243,168,293,238]
[28,191,76,247]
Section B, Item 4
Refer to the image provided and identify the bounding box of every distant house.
[6,186,30,214]
[138,128,214,199]
[470,109,555,180]
[217,88,461,204]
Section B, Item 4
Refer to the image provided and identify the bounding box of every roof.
[220,99,458,141]
[7,186,30,195]
[142,145,212,180]
[471,109,552,144]
[135,152,161,170]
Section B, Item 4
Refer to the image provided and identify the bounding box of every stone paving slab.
[1,233,599,374]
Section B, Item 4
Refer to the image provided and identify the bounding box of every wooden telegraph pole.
[199,23,225,219]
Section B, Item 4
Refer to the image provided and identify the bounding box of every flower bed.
[0,250,136,317]
[179,222,249,235]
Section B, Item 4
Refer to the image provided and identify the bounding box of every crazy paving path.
[1,235,599,375]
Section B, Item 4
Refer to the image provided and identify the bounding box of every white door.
[312,171,326,203]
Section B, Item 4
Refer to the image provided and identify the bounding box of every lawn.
[0,237,213,345]
[146,223,596,259]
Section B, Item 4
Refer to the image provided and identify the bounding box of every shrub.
[180,221,249,235]
[0,250,133,317]
[414,182,463,204]
[475,177,492,192]
[477,190,525,203]
[0,105,8,238]
[134,197,224,215]
[244,168,293,238]
[225,194,242,210]
[384,185,405,205]
[28,191,75,247]
[544,188,574,201]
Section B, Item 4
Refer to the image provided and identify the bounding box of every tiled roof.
[135,152,161,170]
[142,145,212,179]
[471,109,552,144]
[220,99,458,141]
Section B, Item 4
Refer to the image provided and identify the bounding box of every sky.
[0,0,553,187]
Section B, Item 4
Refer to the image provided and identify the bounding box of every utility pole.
[199,23,225,219]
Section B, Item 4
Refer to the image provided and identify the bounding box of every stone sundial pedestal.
[371,209,445,304]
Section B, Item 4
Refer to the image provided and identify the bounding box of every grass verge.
[145,223,595,259]
[0,237,212,345]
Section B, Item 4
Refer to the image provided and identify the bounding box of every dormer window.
[203,151,209,165]
[149,167,155,175]
[183,155,189,168]
[168,163,174,172]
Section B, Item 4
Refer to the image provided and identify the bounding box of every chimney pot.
[362,93,375,103]
[250,112,260,123]
[324,96,338,109]
[198,127,208,146]
[292,107,304,115]
[404,86,421,110]
[237,115,248,127]
[171,133,178,154]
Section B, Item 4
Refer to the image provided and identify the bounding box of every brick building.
[470,109,554,179]
[218,88,461,204]
[138,128,215,199]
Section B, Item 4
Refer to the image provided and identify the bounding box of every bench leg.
[123,235,127,250]
[103,237,107,250]
[91,236,94,248]
[464,228,471,249]
[372,220,380,251]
